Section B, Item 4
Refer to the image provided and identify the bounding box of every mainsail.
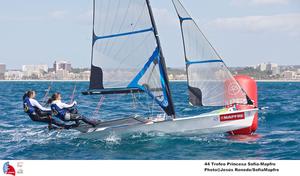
[172,0,250,107]
[86,0,175,116]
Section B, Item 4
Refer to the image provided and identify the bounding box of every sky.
[0,0,299,69]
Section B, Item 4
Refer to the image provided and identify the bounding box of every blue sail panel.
[128,47,169,108]
[93,28,153,41]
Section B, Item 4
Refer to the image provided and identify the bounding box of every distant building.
[272,67,280,75]
[174,74,186,80]
[54,70,75,80]
[266,63,278,71]
[268,63,280,75]
[281,71,296,80]
[0,63,6,80]
[53,61,71,72]
[168,74,174,80]
[22,65,48,78]
[258,63,267,71]
[259,62,280,75]
[5,71,23,80]
[0,64,5,73]
[78,71,90,80]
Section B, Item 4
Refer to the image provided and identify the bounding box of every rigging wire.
[42,81,53,105]
[92,95,105,119]
[69,83,77,103]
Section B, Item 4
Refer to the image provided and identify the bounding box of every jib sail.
[172,0,250,106]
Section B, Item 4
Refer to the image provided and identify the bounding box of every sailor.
[48,92,97,127]
[23,90,76,130]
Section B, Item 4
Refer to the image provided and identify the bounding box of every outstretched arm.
[60,101,76,109]
[30,99,51,111]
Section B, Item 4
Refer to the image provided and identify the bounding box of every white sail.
[88,0,175,116]
[172,0,249,106]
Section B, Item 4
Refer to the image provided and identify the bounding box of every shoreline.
[0,80,89,82]
[255,80,300,83]
[0,79,300,83]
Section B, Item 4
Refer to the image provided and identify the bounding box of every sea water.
[0,81,299,160]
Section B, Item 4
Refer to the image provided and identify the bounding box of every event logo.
[227,81,241,96]
[3,162,16,176]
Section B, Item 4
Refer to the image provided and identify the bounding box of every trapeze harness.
[23,97,51,122]
[23,97,81,129]
[51,101,97,127]
[23,97,36,115]
[50,101,79,121]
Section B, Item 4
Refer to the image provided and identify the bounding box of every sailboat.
[76,0,259,138]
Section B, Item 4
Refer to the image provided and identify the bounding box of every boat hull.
[78,108,258,139]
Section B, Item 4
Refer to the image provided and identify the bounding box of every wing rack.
[82,88,144,95]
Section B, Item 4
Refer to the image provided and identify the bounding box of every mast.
[145,0,176,118]
[89,0,95,88]
[89,0,104,90]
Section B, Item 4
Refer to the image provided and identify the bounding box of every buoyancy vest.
[23,97,35,114]
[51,103,67,120]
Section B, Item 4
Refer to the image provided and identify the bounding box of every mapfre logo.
[2,162,15,176]
[220,112,245,122]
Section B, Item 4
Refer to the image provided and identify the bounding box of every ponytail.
[47,92,60,104]
[23,91,29,100]
[23,90,34,100]
[47,97,53,105]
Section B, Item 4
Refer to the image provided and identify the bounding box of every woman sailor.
[23,90,76,129]
[48,92,97,127]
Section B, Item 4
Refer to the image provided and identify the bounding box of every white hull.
[79,108,258,139]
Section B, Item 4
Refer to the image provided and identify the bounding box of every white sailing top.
[51,100,77,109]
[29,98,51,111]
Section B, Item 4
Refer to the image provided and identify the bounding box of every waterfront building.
[22,64,48,78]
[272,67,281,75]
[267,63,278,71]
[0,63,6,80]
[55,70,71,80]
[53,61,72,72]
[78,71,90,80]
[258,63,267,71]
[5,71,23,80]
[281,71,296,80]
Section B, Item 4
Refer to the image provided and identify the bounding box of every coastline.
[0,80,89,82]
[255,80,300,83]
[0,79,300,83]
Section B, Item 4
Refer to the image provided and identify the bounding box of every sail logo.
[2,162,16,176]
[220,112,245,122]
[161,98,168,107]
[227,81,242,96]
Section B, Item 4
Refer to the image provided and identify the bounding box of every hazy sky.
[0,0,299,69]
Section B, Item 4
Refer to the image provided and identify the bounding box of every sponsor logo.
[162,99,168,107]
[3,162,15,176]
[220,112,245,122]
[227,82,241,96]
